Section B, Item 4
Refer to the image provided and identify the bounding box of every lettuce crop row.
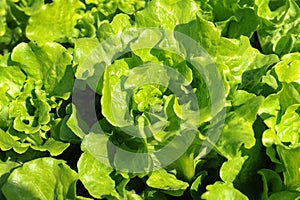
[0,0,300,199]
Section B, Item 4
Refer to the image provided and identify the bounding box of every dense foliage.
[0,0,300,199]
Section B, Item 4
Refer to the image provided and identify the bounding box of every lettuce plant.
[0,0,300,199]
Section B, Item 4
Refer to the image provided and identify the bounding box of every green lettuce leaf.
[1,157,78,200]
[26,0,85,44]
[0,76,70,155]
[11,42,73,99]
[0,2,25,49]
[0,42,72,155]
[101,59,131,127]
[135,0,200,29]
[275,53,300,84]
[201,182,248,200]
[269,191,300,200]
[9,79,51,135]
[77,151,118,199]
[199,0,259,38]
[31,138,70,156]
[275,104,300,147]
[213,90,263,159]
[220,156,247,183]
[0,1,6,37]
[97,13,133,42]
[0,160,20,200]
[75,8,98,38]
[66,104,89,139]
[258,169,283,200]
[0,129,30,154]
[14,0,44,16]
[277,146,300,191]
[259,74,300,192]
[146,169,189,197]
[176,13,279,91]
[255,0,300,56]
[0,64,26,130]
[86,0,146,16]
[190,171,208,199]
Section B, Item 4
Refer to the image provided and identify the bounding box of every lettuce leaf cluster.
[0,0,300,199]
